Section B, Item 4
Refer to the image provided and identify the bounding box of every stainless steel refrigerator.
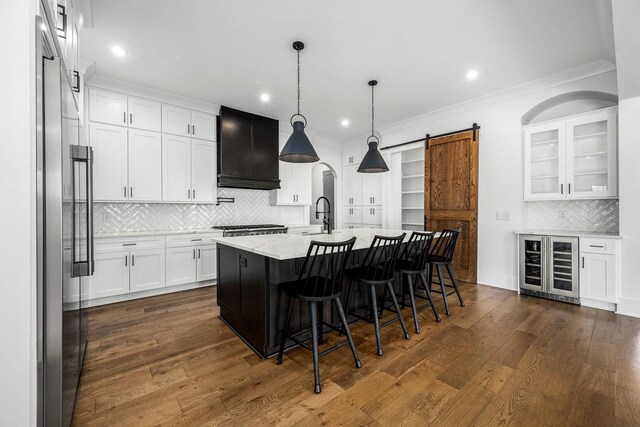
[36,10,94,426]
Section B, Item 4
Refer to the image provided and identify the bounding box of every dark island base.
[216,243,405,359]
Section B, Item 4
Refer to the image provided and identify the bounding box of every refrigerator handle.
[87,146,95,275]
[71,145,94,277]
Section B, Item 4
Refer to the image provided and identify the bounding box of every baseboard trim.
[581,298,616,312]
[83,280,216,308]
[616,297,640,318]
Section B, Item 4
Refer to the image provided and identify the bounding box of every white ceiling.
[80,0,615,140]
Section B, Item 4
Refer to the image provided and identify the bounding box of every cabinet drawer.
[95,236,165,253]
[166,233,220,247]
[580,238,615,255]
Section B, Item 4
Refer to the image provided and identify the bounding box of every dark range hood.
[217,106,280,190]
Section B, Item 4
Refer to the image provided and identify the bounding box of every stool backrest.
[399,231,435,271]
[430,228,461,262]
[298,237,357,296]
[359,233,406,282]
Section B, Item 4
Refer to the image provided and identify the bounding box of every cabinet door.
[524,122,565,200]
[362,173,382,205]
[518,235,545,292]
[191,139,216,203]
[89,122,128,201]
[162,134,192,202]
[128,129,162,201]
[197,244,217,281]
[547,237,579,298]
[362,207,383,225]
[292,163,311,204]
[162,104,191,137]
[580,253,616,303]
[190,111,217,141]
[343,207,362,224]
[89,88,128,126]
[129,249,166,292]
[566,110,617,199]
[166,246,197,286]
[87,251,129,299]
[127,97,162,132]
[343,146,362,166]
[343,165,362,205]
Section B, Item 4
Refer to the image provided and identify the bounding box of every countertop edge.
[514,230,622,239]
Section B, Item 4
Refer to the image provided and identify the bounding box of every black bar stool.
[395,231,441,333]
[428,228,465,315]
[276,237,360,394]
[346,233,408,356]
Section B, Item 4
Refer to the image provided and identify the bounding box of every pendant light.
[357,80,389,173]
[279,41,319,163]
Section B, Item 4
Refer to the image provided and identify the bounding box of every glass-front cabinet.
[523,107,617,201]
[519,235,545,292]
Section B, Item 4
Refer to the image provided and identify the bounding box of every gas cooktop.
[212,224,288,237]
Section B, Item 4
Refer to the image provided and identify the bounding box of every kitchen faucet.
[315,196,333,234]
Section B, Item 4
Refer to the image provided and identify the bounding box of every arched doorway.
[310,162,337,231]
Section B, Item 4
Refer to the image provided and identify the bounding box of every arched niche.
[521,91,618,125]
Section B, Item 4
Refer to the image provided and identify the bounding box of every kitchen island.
[213,228,413,358]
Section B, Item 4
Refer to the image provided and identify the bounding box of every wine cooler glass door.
[548,237,579,297]
[519,235,545,292]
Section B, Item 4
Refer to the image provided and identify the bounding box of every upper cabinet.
[90,88,161,131]
[524,107,617,201]
[343,146,362,167]
[162,105,216,141]
[128,97,162,132]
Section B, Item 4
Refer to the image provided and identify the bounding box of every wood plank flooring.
[73,283,640,426]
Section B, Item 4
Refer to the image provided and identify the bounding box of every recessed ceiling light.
[111,46,126,57]
[466,69,479,80]
[341,119,350,127]
[260,93,270,102]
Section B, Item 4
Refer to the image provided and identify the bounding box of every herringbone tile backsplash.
[94,188,305,234]
[527,199,619,233]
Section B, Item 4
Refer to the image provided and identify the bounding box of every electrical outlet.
[496,211,511,221]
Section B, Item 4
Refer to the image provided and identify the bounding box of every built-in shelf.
[531,156,559,163]
[402,174,424,179]
[573,170,607,176]
[402,222,423,226]
[401,190,424,194]
[402,206,423,210]
[574,151,607,158]
[531,139,558,146]
[573,131,606,140]
[402,158,424,165]
[531,174,559,180]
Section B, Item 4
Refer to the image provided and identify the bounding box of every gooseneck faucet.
[315,196,333,234]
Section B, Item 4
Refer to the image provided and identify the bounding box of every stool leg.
[401,272,407,309]
[405,274,420,334]
[418,273,441,322]
[309,301,321,393]
[369,284,383,356]
[387,282,410,340]
[378,283,387,319]
[277,295,294,365]
[436,265,450,315]
[334,297,362,368]
[446,264,465,307]
[318,301,324,344]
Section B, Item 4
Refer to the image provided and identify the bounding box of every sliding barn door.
[425,130,478,283]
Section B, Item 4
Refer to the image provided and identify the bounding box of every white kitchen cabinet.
[162,105,216,141]
[162,134,192,202]
[362,207,383,225]
[191,139,217,203]
[343,165,362,206]
[191,111,217,141]
[579,237,618,310]
[166,246,198,286]
[90,122,128,201]
[196,244,217,282]
[270,130,312,205]
[129,248,166,292]
[127,97,162,132]
[343,146,362,166]
[89,88,128,126]
[523,107,617,201]
[344,207,362,224]
[87,251,130,299]
[362,173,382,205]
[128,129,162,201]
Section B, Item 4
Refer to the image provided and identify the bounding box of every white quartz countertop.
[213,228,422,260]
[515,230,622,239]
[95,228,224,239]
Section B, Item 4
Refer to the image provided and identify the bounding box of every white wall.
[0,0,37,425]
[344,65,617,290]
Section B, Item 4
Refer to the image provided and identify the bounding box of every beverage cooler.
[519,234,579,304]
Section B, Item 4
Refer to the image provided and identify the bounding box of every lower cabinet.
[129,248,166,292]
[166,243,217,286]
[579,237,619,311]
[88,251,131,299]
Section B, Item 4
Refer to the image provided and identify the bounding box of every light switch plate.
[496,211,511,221]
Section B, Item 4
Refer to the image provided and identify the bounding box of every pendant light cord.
[297,49,301,115]
[371,84,375,137]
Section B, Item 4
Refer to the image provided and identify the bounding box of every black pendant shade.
[358,80,389,173]
[279,120,319,163]
[279,41,319,163]
[358,136,389,173]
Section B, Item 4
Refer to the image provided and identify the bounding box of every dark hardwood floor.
[73,283,640,426]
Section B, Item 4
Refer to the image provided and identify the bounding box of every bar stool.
[346,233,408,356]
[428,228,465,315]
[276,237,360,394]
[395,231,441,334]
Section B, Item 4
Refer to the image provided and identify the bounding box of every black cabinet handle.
[188,189,191,199]
[132,255,135,266]
[130,187,133,198]
[124,255,127,267]
[198,249,201,259]
[568,183,571,194]
[192,125,195,135]
[72,71,80,93]
[57,4,67,38]
[581,257,584,268]
[560,184,563,194]
[193,189,196,199]
[187,124,190,134]
[130,113,133,124]
[193,249,196,259]
[124,187,127,197]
